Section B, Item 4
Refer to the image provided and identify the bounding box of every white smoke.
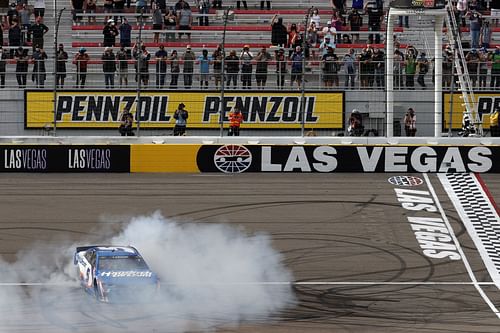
[0,212,295,332]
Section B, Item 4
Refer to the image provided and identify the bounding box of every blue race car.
[74,245,159,302]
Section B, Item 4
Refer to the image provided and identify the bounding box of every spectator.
[174,0,190,12]
[86,0,97,24]
[290,46,304,89]
[342,34,352,44]
[307,22,318,46]
[7,3,19,27]
[343,48,356,88]
[321,20,336,40]
[136,0,147,24]
[255,46,271,89]
[331,10,343,44]
[169,49,180,88]
[18,3,31,43]
[164,7,177,41]
[102,47,116,89]
[348,8,362,43]
[478,47,488,89]
[271,15,287,47]
[358,46,372,87]
[152,3,163,43]
[74,47,89,88]
[480,20,491,49]
[351,0,363,11]
[466,49,479,88]
[455,0,467,27]
[155,44,168,88]
[287,23,302,57]
[319,36,335,56]
[405,47,417,89]
[212,45,223,89]
[228,106,243,136]
[0,47,6,88]
[177,2,192,42]
[198,49,211,89]
[33,0,45,18]
[331,0,345,14]
[469,10,482,49]
[28,16,48,51]
[322,46,339,87]
[365,0,382,44]
[197,0,210,26]
[173,103,188,136]
[393,49,404,89]
[103,19,118,47]
[403,108,416,136]
[135,43,151,86]
[119,107,134,136]
[72,0,84,24]
[55,44,68,88]
[154,0,167,12]
[9,19,22,59]
[114,0,126,23]
[347,109,363,136]
[103,0,113,22]
[31,46,47,88]
[236,0,248,10]
[310,8,321,28]
[275,48,287,89]
[372,47,384,88]
[416,52,428,88]
[15,46,28,88]
[260,0,270,10]
[116,45,129,87]
[119,18,132,47]
[490,47,500,88]
[490,107,499,137]
[442,45,453,88]
[225,49,239,88]
[240,45,253,89]
[182,45,195,88]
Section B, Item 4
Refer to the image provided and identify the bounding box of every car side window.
[86,251,96,267]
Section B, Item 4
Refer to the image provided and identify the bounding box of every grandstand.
[0,0,498,136]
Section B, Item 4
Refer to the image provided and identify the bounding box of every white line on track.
[423,173,500,319]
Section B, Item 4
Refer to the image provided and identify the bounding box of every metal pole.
[386,8,394,137]
[136,9,144,137]
[219,9,230,137]
[52,7,65,136]
[448,48,455,136]
[434,15,444,137]
[300,11,310,137]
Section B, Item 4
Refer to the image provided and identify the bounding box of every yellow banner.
[443,92,500,130]
[25,90,344,129]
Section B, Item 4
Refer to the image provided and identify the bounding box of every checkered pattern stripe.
[440,173,500,285]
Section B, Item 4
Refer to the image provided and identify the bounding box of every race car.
[74,245,159,302]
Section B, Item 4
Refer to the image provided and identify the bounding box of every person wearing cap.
[225,49,239,88]
[155,44,168,88]
[320,20,336,40]
[173,103,189,136]
[403,108,416,137]
[490,107,499,137]
[240,45,253,89]
[182,45,195,88]
[103,19,119,47]
[322,46,338,88]
[319,35,335,56]
[255,46,272,88]
[490,46,500,88]
[228,106,243,136]
[275,48,287,89]
[15,46,29,88]
[0,47,6,88]
[119,106,134,136]
[74,47,90,88]
[102,47,116,89]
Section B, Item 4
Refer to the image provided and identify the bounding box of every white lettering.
[312,146,337,172]
[385,147,408,172]
[284,147,310,172]
[261,146,281,171]
[357,147,383,172]
[411,147,437,172]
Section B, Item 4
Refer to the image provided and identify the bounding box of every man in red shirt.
[228,106,243,136]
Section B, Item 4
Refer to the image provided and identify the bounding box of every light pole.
[219,8,234,137]
[52,7,65,136]
[300,10,311,136]
[136,9,144,136]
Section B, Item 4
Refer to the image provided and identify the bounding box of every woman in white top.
[310,8,321,30]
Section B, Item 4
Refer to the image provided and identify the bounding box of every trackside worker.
[491,107,499,137]
[228,106,243,136]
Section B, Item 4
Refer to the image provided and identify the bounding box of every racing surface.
[1,173,500,332]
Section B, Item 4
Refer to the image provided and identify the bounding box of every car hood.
[97,270,158,284]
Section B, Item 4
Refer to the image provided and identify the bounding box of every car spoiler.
[75,245,138,253]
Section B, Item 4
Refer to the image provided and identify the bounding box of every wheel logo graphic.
[388,175,424,187]
[214,145,252,173]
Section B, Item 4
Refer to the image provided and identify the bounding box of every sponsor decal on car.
[100,271,153,278]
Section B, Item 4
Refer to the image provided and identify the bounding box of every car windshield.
[98,256,149,271]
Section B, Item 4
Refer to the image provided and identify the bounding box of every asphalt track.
[1,173,500,333]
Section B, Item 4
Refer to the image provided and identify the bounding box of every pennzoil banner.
[25,90,344,129]
[443,92,499,130]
